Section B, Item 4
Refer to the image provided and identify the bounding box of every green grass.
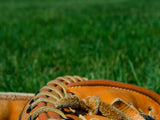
[0,0,160,94]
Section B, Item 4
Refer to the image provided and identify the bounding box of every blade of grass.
[128,60,141,86]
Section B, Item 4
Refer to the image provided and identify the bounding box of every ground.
[0,0,160,94]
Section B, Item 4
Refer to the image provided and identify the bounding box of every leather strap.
[111,98,145,120]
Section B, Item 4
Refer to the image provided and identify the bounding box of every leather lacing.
[27,76,88,120]
[26,76,155,120]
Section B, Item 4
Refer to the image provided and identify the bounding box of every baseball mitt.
[17,76,160,120]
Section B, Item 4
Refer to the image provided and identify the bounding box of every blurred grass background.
[0,0,160,94]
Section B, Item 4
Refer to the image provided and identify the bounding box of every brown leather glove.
[1,76,160,120]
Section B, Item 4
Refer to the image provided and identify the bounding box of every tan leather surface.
[0,93,33,120]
